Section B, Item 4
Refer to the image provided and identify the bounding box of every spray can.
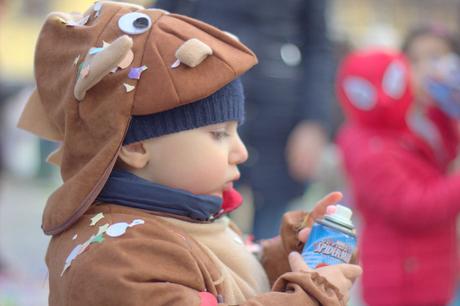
[301,204,356,268]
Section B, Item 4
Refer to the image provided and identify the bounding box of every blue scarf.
[97,170,223,221]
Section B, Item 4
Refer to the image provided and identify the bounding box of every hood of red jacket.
[336,49,413,131]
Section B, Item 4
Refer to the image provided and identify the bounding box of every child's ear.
[118,142,149,169]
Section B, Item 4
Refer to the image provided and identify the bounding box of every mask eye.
[343,77,377,111]
[382,61,406,99]
[118,12,152,35]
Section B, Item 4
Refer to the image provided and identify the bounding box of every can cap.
[325,204,354,229]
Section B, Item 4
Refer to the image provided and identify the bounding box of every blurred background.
[1,0,460,305]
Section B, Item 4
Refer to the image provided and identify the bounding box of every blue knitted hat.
[123,79,244,144]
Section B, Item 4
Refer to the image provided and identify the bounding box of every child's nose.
[230,135,248,165]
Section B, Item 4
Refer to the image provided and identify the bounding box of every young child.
[18,2,360,305]
[336,49,460,306]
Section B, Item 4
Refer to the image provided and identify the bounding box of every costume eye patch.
[382,60,406,100]
[118,12,152,35]
[343,77,377,111]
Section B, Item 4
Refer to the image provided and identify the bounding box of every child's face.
[137,121,248,197]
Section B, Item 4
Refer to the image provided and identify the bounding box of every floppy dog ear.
[74,35,133,101]
[46,145,64,166]
[17,89,63,141]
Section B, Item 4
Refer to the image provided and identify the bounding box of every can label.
[301,221,356,268]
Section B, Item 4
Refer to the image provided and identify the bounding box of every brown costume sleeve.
[52,211,343,306]
[260,211,307,285]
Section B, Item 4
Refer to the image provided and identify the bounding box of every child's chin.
[210,192,223,198]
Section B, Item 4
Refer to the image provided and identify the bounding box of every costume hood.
[18,1,257,235]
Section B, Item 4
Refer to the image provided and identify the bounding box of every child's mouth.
[223,181,234,191]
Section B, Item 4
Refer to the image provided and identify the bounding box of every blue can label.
[301,222,356,268]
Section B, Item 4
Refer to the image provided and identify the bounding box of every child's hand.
[288,252,362,303]
[298,191,343,243]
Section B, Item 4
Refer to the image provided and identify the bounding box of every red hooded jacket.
[336,50,460,306]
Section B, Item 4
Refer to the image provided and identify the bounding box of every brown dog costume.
[18,1,345,305]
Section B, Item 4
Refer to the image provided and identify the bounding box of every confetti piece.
[233,236,243,245]
[94,2,103,17]
[106,222,129,238]
[129,219,145,227]
[65,20,78,27]
[78,15,90,26]
[89,47,104,55]
[128,65,148,80]
[61,244,83,276]
[77,62,84,75]
[90,212,104,226]
[80,65,90,79]
[56,17,67,25]
[171,59,181,68]
[96,223,110,236]
[118,49,134,69]
[124,83,135,92]
[72,234,78,240]
[78,235,95,255]
[73,55,80,66]
[91,234,105,244]
[106,219,144,238]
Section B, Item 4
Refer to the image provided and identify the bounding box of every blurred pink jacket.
[336,50,460,306]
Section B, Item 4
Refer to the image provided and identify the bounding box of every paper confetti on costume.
[128,65,148,80]
[171,59,181,69]
[90,212,104,226]
[124,83,135,92]
[73,55,80,66]
[61,219,144,276]
[106,219,145,237]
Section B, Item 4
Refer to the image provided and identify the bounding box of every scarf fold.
[97,170,242,221]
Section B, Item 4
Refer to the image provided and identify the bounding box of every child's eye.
[210,131,230,140]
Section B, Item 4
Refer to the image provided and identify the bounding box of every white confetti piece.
[124,83,135,93]
[106,222,129,238]
[106,219,145,238]
[61,244,83,276]
[171,59,181,69]
[73,55,80,66]
[90,212,104,226]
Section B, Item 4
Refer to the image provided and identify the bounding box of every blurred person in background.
[402,24,460,122]
[152,0,335,239]
[336,46,460,305]
[0,0,27,275]
[403,24,460,306]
